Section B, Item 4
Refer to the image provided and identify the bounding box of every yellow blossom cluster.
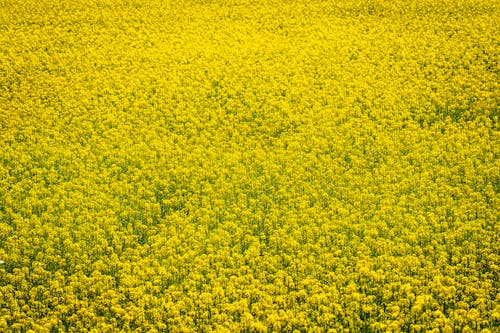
[0,0,499,332]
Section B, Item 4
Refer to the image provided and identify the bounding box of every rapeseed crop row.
[0,0,498,331]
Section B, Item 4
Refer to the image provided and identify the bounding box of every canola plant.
[0,0,499,332]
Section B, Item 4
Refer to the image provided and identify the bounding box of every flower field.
[0,0,499,331]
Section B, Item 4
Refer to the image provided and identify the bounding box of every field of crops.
[0,0,499,331]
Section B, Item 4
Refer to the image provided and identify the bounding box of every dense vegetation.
[0,0,498,331]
